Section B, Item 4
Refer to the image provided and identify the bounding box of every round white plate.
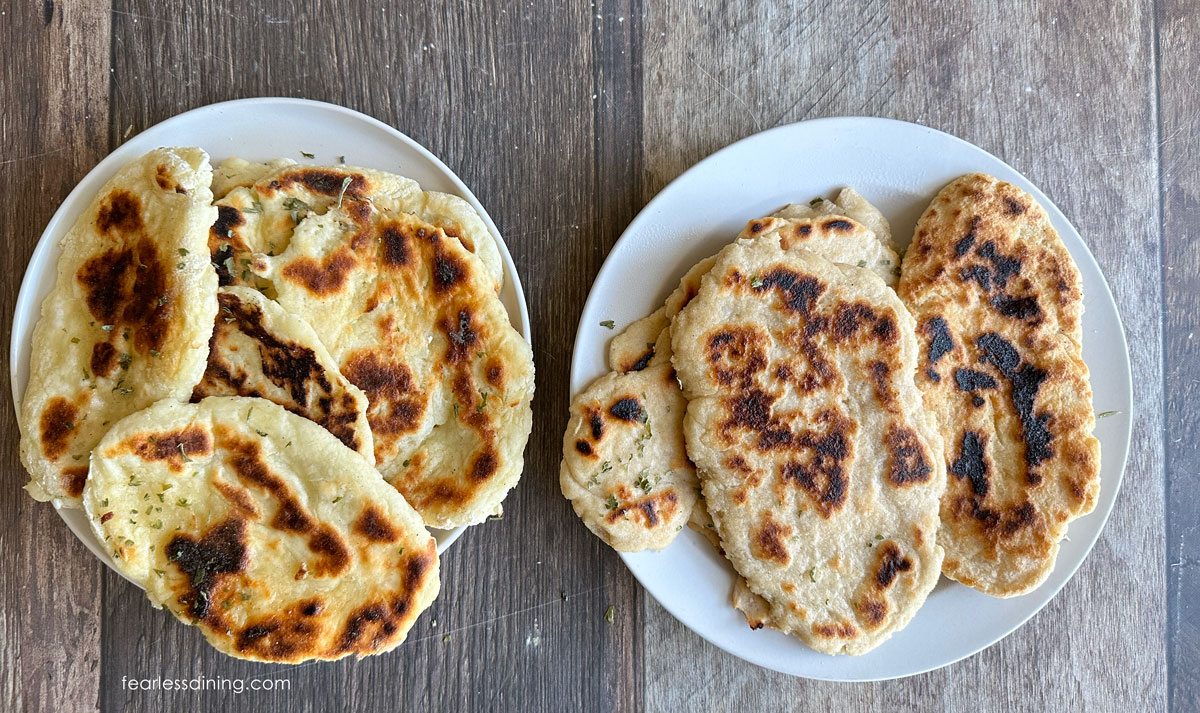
[10,97,532,580]
[570,117,1133,681]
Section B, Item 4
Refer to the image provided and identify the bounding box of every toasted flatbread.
[83,397,439,662]
[560,364,697,551]
[19,148,218,504]
[253,199,534,528]
[898,173,1099,597]
[209,163,502,293]
[191,286,374,462]
[673,235,945,655]
[738,215,900,288]
[774,187,895,253]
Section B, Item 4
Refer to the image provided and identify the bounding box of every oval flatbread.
[83,397,439,663]
[673,235,945,655]
[191,286,374,463]
[898,173,1100,597]
[19,147,219,504]
[254,198,534,528]
[560,364,697,551]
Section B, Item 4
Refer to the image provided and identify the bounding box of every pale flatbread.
[253,199,534,528]
[210,163,503,293]
[774,187,895,253]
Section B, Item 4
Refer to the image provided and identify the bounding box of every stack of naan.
[19,148,535,662]
[561,179,1099,655]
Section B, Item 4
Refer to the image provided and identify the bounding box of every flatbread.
[191,286,374,463]
[773,187,895,253]
[19,147,219,505]
[253,198,534,528]
[560,364,697,551]
[898,173,1099,597]
[210,163,503,293]
[83,397,439,662]
[738,215,900,288]
[673,235,945,655]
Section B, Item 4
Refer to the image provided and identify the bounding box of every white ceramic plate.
[570,117,1132,681]
[10,97,532,581]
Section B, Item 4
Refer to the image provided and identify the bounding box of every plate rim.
[9,96,532,573]
[570,115,1134,681]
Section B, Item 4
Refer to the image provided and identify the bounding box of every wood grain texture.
[1159,0,1200,710]
[0,2,109,712]
[640,1,1167,710]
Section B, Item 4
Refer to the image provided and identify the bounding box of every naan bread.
[191,286,374,463]
[253,198,534,528]
[19,147,218,505]
[739,215,900,288]
[560,364,697,551]
[899,173,1099,597]
[673,235,945,655]
[83,397,439,662]
[210,163,503,293]
[774,187,895,253]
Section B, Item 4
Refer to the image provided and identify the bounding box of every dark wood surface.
[0,1,1190,711]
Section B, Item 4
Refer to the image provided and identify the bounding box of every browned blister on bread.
[898,173,1100,597]
[19,148,218,504]
[253,199,533,529]
[673,236,945,655]
[191,287,374,463]
[83,397,439,663]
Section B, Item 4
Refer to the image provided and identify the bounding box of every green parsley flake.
[599,320,615,329]
[603,605,615,624]
[635,471,653,494]
[336,175,353,208]
[605,494,618,511]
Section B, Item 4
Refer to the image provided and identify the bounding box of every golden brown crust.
[19,148,218,504]
[84,397,439,663]
[258,199,533,529]
[674,236,945,655]
[192,287,374,462]
[899,173,1100,597]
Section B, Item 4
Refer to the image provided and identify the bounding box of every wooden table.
[1,1,1190,711]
